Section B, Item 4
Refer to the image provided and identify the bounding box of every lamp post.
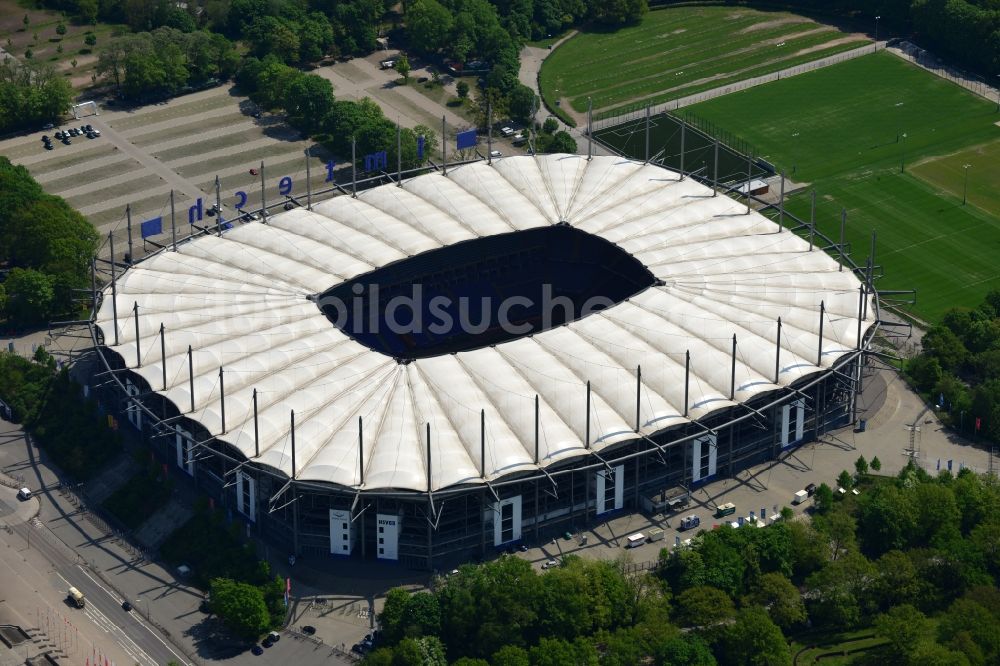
[874,16,881,53]
[900,132,907,173]
[963,164,972,205]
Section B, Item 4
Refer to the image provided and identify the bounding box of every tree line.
[0,59,74,134]
[907,290,1000,445]
[0,157,98,327]
[366,461,1000,665]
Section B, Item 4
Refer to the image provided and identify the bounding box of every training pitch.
[680,52,1000,322]
[539,5,869,120]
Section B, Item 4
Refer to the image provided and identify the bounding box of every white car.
[500,126,514,137]
[380,60,396,70]
[17,487,32,501]
[489,150,502,158]
[541,559,558,569]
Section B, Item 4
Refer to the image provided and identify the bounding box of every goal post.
[72,100,99,119]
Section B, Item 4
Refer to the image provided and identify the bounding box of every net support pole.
[219,366,226,433]
[170,190,177,251]
[679,118,686,180]
[259,161,267,222]
[426,422,432,494]
[684,350,691,417]
[133,301,141,367]
[778,170,785,231]
[809,189,816,251]
[534,395,540,465]
[359,416,364,486]
[818,301,826,366]
[90,257,97,314]
[290,409,296,479]
[442,115,448,176]
[487,102,493,165]
[635,365,642,432]
[865,230,876,320]
[839,208,847,272]
[587,97,593,161]
[126,204,134,265]
[585,380,591,450]
[397,122,403,186]
[253,388,259,458]
[730,334,737,400]
[774,317,782,384]
[188,345,194,413]
[305,149,313,209]
[712,140,719,196]
[746,153,752,215]
[160,323,166,390]
[644,104,650,164]
[110,233,119,345]
[481,409,486,478]
[351,138,357,197]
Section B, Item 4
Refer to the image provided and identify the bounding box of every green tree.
[542,117,558,134]
[875,604,931,663]
[491,645,530,666]
[855,455,869,478]
[872,550,921,611]
[77,0,98,24]
[813,482,834,514]
[23,14,29,28]
[528,637,597,666]
[406,0,454,54]
[85,33,97,47]
[395,55,411,83]
[508,84,537,124]
[379,587,410,644]
[837,469,853,490]
[938,599,1000,664]
[654,636,716,666]
[674,585,734,630]
[284,73,334,136]
[208,578,270,639]
[858,483,918,557]
[804,552,874,630]
[542,130,577,153]
[56,22,67,37]
[907,354,943,391]
[24,48,33,59]
[745,572,806,631]
[456,80,469,99]
[871,455,882,472]
[721,606,791,666]
[3,268,55,325]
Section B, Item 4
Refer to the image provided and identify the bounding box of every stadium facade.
[90,154,875,569]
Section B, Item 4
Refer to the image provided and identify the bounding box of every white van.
[67,587,85,608]
[625,533,645,548]
[16,488,32,501]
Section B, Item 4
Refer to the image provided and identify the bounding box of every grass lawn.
[790,628,888,665]
[539,6,869,119]
[684,52,1000,322]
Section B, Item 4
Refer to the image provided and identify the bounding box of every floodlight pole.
[487,102,493,165]
[305,149,313,209]
[712,139,719,196]
[126,203,134,265]
[679,118,686,180]
[684,350,691,417]
[442,115,448,176]
[187,344,195,413]
[778,170,785,231]
[730,334,737,400]
[746,153,752,214]
[587,97,593,160]
[290,409,296,479]
[90,257,97,314]
[160,323,166,390]
[215,175,222,237]
[397,123,403,185]
[351,138,357,197]
[170,190,177,251]
[109,232,119,346]
[259,161,267,221]
[133,301,141,367]
[644,103,650,164]
[809,189,816,251]
[426,422,432,493]
[817,301,826,366]
[865,230,876,320]
[253,388,259,458]
[839,208,847,272]
[774,317,782,384]
[585,380,591,450]
[857,285,865,350]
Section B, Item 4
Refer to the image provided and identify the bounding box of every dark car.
[62,138,71,145]
[121,601,132,611]
[262,637,273,648]
[301,625,316,635]
[804,483,817,497]
[43,123,54,129]
[44,143,54,150]
[41,135,49,141]
[251,645,263,656]
[54,131,63,139]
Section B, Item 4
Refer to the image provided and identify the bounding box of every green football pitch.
[539,5,869,119]
[680,52,1000,322]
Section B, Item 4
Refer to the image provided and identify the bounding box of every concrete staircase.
[133,495,193,550]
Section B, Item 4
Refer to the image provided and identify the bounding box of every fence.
[592,42,880,131]
[890,41,1000,104]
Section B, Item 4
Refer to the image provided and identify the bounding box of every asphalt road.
[2,510,191,666]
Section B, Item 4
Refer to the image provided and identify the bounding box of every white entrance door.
[329,509,354,555]
[781,399,806,448]
[235,470,256,522]
[175,428,194,476]
[493,496,522,546]
[595,465,624,514]
[376,513,401,560]
[125,379,141,430]
[691,434,717,483]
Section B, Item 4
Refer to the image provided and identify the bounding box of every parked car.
[379,59,396,70]
[16,488,32,501]
[489,150,502,158]
[251,645,263,656]
[500,126,514,137]
[805,482,817,496]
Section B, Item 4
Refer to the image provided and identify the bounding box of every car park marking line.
[75,564,193,666]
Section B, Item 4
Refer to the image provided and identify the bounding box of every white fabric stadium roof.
[95,154,872,493]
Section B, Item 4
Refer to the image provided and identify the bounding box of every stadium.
[90,154,875,569]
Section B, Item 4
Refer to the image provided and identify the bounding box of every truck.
[792,490,809,505]
[647,528,665,543]
[714,502,736,518]
[67,587,85,608]
[678,515,701,531]
[625,533,646,548]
